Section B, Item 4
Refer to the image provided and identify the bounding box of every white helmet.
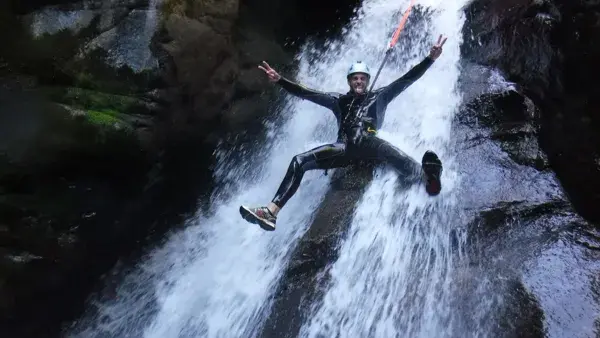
[347,61,371,79]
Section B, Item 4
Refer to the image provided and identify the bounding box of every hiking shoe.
[422,150,443,196]
[239,205,277,231]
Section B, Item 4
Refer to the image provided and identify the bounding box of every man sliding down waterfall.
[240,35,448,231]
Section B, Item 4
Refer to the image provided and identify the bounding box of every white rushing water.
[297,0,468,337]
[68,0,470,337]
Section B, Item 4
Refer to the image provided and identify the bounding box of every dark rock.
[0,78,217,338]
[452,94,564,211]
[461,0,600,224]
[160,14,237,126]
[466,199,572,251]
[223,96,269,130]
[235,68,270,96]
[452,265,546,338]
[8,0,83,14]
[453,97,597,334]
[459,195,599,337]
[234,20,291,68]
[0,81,155,337]
[239,0,362,46]
[495,278,545,338]
[458,89,549,170]
[452,53,598,336]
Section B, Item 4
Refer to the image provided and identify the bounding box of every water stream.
[297,0,468,337]
[68,0,476,336]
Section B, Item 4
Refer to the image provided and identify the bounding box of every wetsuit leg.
[271,143,350,208]
[358,136,423,185]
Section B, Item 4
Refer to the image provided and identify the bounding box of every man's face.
[348,73,369,94]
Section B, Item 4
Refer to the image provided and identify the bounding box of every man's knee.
[290,154,310,173]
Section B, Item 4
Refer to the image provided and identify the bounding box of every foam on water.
[296,0,469,336]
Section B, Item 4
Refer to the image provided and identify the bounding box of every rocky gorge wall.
[461,0,600,225]
[0,0,360,336]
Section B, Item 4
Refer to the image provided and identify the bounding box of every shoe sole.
[239,205,276,231]
[423,153,442,196]
[426,177,442,196]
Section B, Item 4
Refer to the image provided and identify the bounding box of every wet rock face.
[458,89,548,170]
[462,0,600,224]
[454,63,600,337]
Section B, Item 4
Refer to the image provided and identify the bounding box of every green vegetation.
[40,86,139,130]
[86,109,124,127]
[45,87,138,113]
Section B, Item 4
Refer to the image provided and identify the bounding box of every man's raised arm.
[259,61,337,110]
[379,34,448,105]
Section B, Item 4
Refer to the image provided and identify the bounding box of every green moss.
[85,109,124,127]
[50,87,138,112]
[41,86,151,130]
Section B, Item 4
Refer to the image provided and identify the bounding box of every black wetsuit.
[271,56,435,208]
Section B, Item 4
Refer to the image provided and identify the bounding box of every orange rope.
[389,0,416,49]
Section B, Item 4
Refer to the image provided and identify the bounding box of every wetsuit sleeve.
[276,76,337,110]
[379,56,434,105]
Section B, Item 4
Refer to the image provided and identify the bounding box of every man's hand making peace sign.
[258,61,281,82]
[428,34,448,60]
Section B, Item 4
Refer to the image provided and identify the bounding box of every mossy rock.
[12,99,144,170]
[85,109,125,127]
[42,86,156,123]
[46,87,136,109]
[0,98,148,224]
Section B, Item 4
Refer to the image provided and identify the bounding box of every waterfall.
[296,0,469,336]
[67,0,474,336]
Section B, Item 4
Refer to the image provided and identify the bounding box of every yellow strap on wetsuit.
[367,126,377,134]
